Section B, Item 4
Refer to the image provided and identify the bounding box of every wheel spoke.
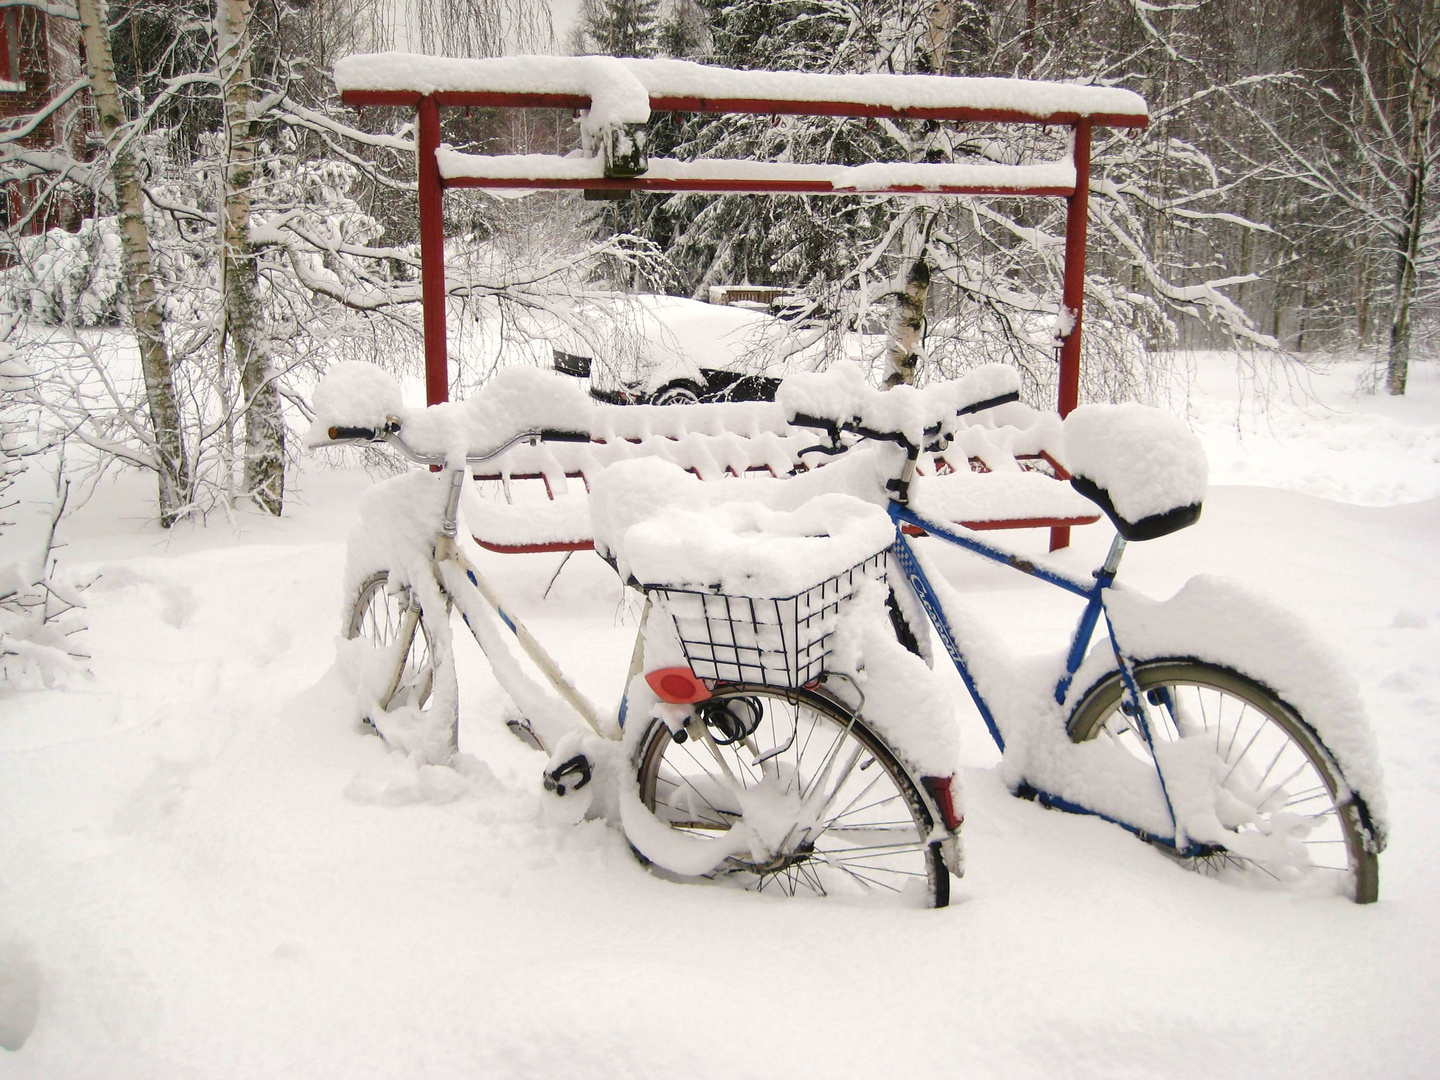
[1069,662,1376,902]
[638,686,944,907]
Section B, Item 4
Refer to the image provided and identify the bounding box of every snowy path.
[2,358,1437,1077]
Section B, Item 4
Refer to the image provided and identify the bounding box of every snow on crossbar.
[335,54,1148,127]
[437,150,1076,197]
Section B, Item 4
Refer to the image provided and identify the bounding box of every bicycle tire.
[635,683,949,907]
[344,569,454,742]
[1067,660,1379,903]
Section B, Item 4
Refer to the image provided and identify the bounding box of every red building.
[1,5,90,236]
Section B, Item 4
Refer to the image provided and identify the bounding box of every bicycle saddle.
[1061,403,1207,541]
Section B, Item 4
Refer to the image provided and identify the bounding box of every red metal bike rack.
[338,56,1148,549]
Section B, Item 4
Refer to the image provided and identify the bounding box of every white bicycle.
[312,363,965,907]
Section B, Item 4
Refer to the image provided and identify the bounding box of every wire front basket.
[649,551,888,689]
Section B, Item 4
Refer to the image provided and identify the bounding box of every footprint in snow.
[0,940,41,1052]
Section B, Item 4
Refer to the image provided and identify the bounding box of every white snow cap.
[307,363,596,461]
[437,149,1077,193]
[589,456,894,596]
[777,360,1021,444]
[396,365,597,462]
[335,54,1147,121]
[462,365,594,442]
[1062,403,1207,523]
[307,362,405,442]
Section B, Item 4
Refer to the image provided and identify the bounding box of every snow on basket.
[589,455,895,687]
[651,551,888,689]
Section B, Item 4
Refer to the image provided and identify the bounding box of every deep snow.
[2,353,1438,1078]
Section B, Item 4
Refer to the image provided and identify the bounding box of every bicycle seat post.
[1097,534,1127,584]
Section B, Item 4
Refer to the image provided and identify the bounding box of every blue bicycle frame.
[887,501,1207,857]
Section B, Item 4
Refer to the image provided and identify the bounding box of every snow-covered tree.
[2,0,664,522]
[600,1,1279,403]
[74,0,191,526]
[0,326,86,687]
[571,0,662,58]
[1251,0,1439,392]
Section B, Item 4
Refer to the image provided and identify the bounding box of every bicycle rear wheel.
[635,684,949,907]
[1067,660,1378,902]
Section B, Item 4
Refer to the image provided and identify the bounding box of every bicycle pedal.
[543,753,593,797]
[506,717,545,752]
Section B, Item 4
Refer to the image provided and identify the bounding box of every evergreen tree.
[571,0,662,58]
[657,1,915,297]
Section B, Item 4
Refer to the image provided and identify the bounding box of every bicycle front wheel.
[1067,660,1378,903]
[635,685,949,907]
[344,570,452,741]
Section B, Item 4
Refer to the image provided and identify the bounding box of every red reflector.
[645,667,711,704]
[922,775,963,831]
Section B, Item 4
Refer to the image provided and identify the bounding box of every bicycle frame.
[383,429,1197,854]
[888,501,1205,857]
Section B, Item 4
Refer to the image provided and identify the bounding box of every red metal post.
[416,95,449,405]
[1051,118,1092,552]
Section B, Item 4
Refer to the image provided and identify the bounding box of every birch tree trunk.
[883,255,930,388]
[76,0,190,527]
[1386,21,1439,396]
[218,0,284,514]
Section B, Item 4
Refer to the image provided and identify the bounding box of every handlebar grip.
[326,421,396,442]
[537,429,592,443]
[956,390,1020,417]
[327,425,378,441]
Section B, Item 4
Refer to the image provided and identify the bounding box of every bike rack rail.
[336,54,1148,549]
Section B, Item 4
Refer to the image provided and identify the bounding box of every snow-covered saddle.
[1060,404,1207,541]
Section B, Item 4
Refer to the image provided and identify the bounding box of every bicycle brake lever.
[542,753,593,796]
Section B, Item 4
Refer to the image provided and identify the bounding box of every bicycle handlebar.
[788,411,951,457]
[323,418,592,468]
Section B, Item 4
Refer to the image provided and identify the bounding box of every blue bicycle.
[771,368,1386,903]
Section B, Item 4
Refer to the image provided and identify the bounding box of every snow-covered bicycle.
[774,362,1386,903]
[311,362,964,907]
[311,359,1385,906]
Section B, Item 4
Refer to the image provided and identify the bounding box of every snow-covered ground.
[2,354,1437,1078]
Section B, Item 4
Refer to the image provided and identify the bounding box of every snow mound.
[307,363,596,462]
[589,456,894,596]
[777,360,1020,444]
[307,361,404,439]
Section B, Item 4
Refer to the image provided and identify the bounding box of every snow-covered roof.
[335,53,1148,127]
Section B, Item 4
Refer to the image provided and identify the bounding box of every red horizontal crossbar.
[649,97,1148,128]
[901,515,1100,536]
[340,88,1148,130]
[472,537,596,553]
[443,174,1073,197]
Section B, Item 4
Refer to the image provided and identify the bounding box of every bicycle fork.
[1061,535,1194,853]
